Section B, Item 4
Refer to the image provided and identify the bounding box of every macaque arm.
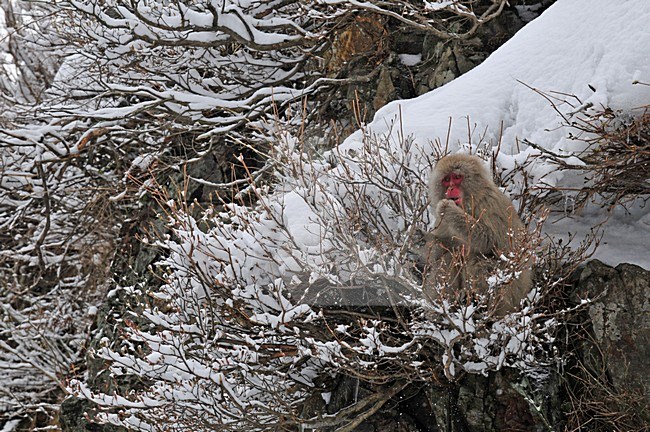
[433,199,495,255]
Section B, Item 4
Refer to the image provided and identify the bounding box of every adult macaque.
[425,153,531,316]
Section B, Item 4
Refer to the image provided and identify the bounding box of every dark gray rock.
[573,260,650,404]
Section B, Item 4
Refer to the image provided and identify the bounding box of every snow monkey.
[425,153,532,316]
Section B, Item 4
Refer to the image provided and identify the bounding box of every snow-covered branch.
[68,122,587,430]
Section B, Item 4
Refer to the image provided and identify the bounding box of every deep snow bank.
[340,0,650,268]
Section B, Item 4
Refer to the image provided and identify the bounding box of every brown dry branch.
[325,0,510,40]
[517,88,650,211]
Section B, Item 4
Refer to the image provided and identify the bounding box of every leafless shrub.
[514,84,649,211]
[0,1,516,423]
[67,118,597,431]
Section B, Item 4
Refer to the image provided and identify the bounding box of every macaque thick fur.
[425,153,532,316]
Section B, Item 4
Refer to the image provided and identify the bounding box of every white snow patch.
[398,53,422,66]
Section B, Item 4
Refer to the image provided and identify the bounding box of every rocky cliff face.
[576,261,650,398]
[565,261,650,431]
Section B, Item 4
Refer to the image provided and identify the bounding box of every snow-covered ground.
[340,0,650,269]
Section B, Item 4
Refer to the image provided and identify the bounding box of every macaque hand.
[436,198,462,218]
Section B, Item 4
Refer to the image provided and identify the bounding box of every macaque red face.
[442,172,464,206]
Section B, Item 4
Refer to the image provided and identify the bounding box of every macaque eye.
[442,175,450,184]
[452,173,463,181]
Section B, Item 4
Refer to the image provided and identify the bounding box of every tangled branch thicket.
[562,105,649,209]
[4,1,643,429]
[564,331,650,432]
[0,0,514,421]
[70,121,595,430]
[518,90,650,211]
